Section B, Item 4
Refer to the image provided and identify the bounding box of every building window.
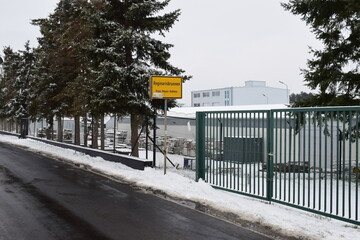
[212,102,220,106]
[225,100,230,106]
[194,103,200,107]
[202,92,210,97]
[193,93,200,98]
[212,91,220,97]
[224,90,230,99]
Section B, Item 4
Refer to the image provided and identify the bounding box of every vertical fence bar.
[230,112,233,189]
[297,112,301,205]
[284,111,287,201]
[212,113,216,185]
[308,111,311,208]
[302,112,306,207]
[336,111,340,215]
[348,111,352,219]
[237,113,240,191]
[288,113,293,203]
[279,111,283,200]
[233,113,236,190]
[253,113,258,194]
[356,111,359,220]
[249,112,252,193]
[330,111,334,214]
[356,111,359,221]
[319,111,322,210]
[324,111,328,213]
[222,112,225,188]
[262,112,266,197]
[196,112,206,181]
[342,111,346,217]
[205,113,209,183]
[257,113,261,195]
[292,113,296,204]
[274,112,278,198]
[245,113,248,192]
[267,110,274,201]
[233,113,237,190]
[211,113,215,184]
[218,113,222,187]
[229,113,234,189]
[313,111,317,209]
[226,112,229,189]
[218,112,221,185]
[250,112,254,193]
[221,113,225,188]
[241,112,244,192]
[215,113,218,185]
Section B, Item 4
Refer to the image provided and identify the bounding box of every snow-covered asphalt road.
[0,141,273,240]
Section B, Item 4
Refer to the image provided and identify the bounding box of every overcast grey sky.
[0,0,322,106]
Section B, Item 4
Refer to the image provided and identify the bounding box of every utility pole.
[262,94,269,104]
[279,81,289,104]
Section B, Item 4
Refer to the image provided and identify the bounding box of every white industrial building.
[191,80,289,107]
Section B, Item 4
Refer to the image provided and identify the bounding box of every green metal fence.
[196,106,360,225]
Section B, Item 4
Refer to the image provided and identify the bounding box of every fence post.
[266,110,274,201]
[196,112,206,182]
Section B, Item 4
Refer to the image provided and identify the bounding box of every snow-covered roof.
[168,104,288,119]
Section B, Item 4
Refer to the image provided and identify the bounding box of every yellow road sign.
[150,76,182,99]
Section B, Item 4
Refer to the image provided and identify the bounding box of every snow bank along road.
[0,141,273,240]
[1,135,359,240]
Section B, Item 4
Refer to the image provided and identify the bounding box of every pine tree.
[282,0,360,106]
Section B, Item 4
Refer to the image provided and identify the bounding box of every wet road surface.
[0,141,273,240]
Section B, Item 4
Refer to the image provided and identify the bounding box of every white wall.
[233,86,287,105]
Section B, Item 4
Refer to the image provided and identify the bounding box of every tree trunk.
[100,115,105,150]
[83,114,88,147]
[74,115,80,145]
[57,116,63,142]
[130,113,139,157]
[92,116,99,149]
[15,119,19,133]
[46,117,54,140]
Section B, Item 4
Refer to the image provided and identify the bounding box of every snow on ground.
[168,104,288,119]
[0,134,359,239]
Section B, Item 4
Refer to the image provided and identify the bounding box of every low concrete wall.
[0,131,152,170]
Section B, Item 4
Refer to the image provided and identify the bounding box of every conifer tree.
[282,0,360,106]
[0,47,20,120]
[0,43,35,122]
[32,0,86,140]
[91,0,189,156]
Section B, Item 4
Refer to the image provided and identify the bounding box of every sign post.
[150,76,182,174]
[163,98,168,175]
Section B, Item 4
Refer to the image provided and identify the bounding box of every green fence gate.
[196,106,360,225]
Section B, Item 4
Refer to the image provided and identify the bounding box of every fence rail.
[196,106,360,225]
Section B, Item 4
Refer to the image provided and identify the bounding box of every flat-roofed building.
[191,80,289,107]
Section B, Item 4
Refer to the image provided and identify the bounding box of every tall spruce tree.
[32,0,86,140]
[0,43,35,121]
[88,0,189,156]
[11,42,35,120]
[30,0,189,152]
[0,47,20,120]
[282,0,360,106]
